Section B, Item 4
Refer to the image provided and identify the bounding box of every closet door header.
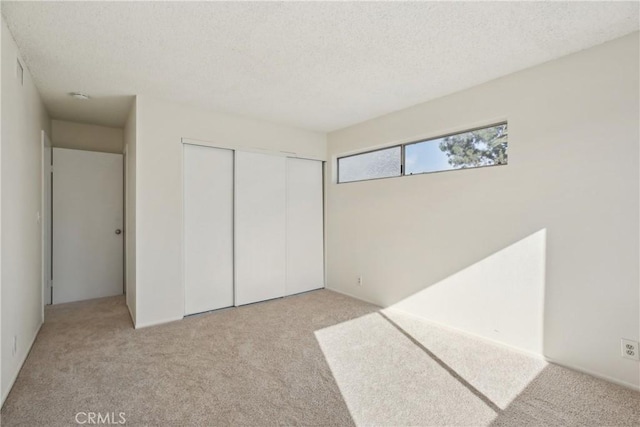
[181,138,325,162]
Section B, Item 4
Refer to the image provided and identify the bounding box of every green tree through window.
[439,124,508,168]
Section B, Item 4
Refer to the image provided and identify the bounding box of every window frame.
[336,144,404,184]
[337,121,508,184]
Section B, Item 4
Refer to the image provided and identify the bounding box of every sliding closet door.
[235,151,286,306]
[183,144,234,315]
[286,158,324,295]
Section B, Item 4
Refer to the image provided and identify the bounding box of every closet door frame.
[181,138,326,315]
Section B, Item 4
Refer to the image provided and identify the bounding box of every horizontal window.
[337,122,507,183]
[405,123,508,175]
[338,146,401,183]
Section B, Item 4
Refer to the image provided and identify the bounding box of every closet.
[183,143,324,315]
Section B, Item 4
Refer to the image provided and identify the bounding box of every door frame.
[123,145,127,295]
[51,147,125,304]
[41,131,53,312]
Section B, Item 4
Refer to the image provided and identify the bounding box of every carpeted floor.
[1,289,638,426]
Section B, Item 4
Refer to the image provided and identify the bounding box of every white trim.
[332,116,508,160]
[41,134,46,319]
[385,307,640,391]
[384,306,545,360]
[134,315,183,330]
[1,321,43,406]
[126,301,135,328]
[232,148,238,307]
[41,130,52,311]
[123,148,128,296]
[181,143,186,313]
[542,356,640,392]
[181,137,325,162]
[324,286,381,307]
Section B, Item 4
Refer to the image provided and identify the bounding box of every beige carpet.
[1,290,638,426]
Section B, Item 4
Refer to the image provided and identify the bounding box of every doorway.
[51,148,124,304]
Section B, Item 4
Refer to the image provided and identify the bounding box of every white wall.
[1,19,51,403]
[124,99,136,325]
[326,33,639,388]
[51,119,123,154]
[134,96,326,328]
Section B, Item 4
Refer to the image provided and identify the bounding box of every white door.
[234,151,287,306]
[183,144,234,315]
[52,148,123,304]
[286,158,324,295]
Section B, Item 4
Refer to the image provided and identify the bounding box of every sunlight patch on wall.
[389,229,547,354]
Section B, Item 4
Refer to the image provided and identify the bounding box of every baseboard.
[134,315,183,329]
[126,303,136,328]
[542,356,640,391]
[385,307,640,392]
[1,321,43,407]
[384,306,544,360]
[327,291,640,393]
[324,286,382,307]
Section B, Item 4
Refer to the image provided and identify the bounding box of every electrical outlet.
[12,335,17,356]
[357,275,363,286]
[621,339,639,360]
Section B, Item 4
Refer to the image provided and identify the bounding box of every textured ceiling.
[2,2,638,131]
